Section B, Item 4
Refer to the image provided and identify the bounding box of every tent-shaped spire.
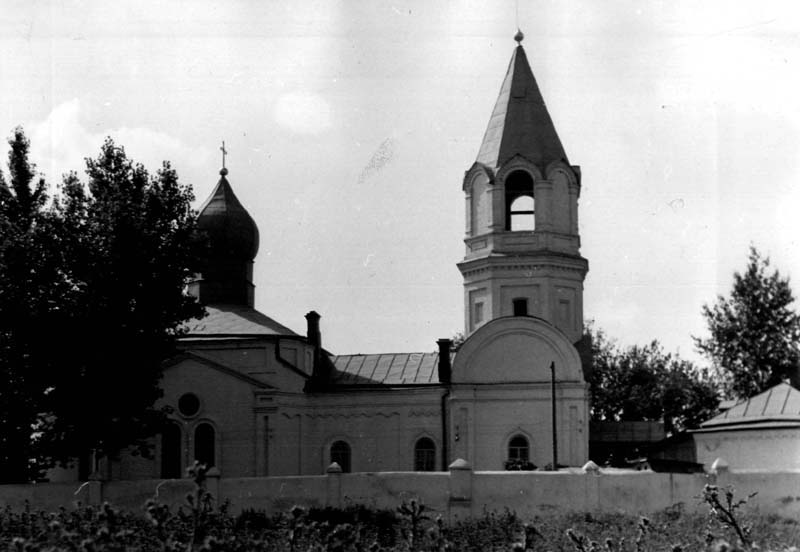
[476,38,568,170]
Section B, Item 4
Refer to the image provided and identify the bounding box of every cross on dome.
[220,141,228,176]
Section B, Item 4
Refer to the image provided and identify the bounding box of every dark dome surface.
[197,174,259,260]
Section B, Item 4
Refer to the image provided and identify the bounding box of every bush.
[504,458,537,471]
[1,479,798,551]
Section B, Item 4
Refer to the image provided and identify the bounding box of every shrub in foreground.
[0,470,798,551]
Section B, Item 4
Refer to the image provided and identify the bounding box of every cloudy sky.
[2,1,800,363]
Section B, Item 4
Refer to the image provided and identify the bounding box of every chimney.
[305,310,331,388]
[437,339,452,384]
[305,311,321,347]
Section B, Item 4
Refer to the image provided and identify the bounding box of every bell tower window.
[513,298,528,317]
[505,170,535,231]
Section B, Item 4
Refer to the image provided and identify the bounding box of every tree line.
[2,127,800,483]
[587,246,800,436]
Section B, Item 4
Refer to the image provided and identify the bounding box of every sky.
[2,1,800,364]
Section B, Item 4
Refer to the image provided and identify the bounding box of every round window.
[178,393,200,417]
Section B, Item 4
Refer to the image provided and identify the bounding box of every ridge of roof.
[700,382,800,429]
[476,45,568,170]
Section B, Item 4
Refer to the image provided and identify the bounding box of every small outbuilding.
[693,383,800,471]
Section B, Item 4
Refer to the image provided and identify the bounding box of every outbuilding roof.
[696,383,800,432]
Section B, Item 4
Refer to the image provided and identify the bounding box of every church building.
[112,33,591,480]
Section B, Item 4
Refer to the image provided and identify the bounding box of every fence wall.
[1,461,799,520]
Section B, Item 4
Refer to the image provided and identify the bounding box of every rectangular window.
[513,298,528,317]
[473,301,484,325]
[414,438,436,471]
[558,299,571,330]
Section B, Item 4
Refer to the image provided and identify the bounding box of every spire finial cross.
[220,140,228,169]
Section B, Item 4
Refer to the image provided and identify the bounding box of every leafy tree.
[40,138,205,471]
[0,130,204,481]
[587,324,719,435]
[450,332,465,351]
[0,128,59,482]
[695,247,800,399]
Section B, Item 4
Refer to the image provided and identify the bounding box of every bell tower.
[457,32,588,344]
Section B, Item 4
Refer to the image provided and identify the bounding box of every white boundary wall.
[1,461,799,520]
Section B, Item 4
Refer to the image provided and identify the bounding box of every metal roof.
[476,45,568,170]
[329,353,448,386]
[197,173,259,260]
[697,383,800,431]
[184,304,298,337]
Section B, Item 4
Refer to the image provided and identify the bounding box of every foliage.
[0,128,63,482]
[1,496,799,552]
[0,129,204,481]
[306,505,399,547]
[397,499,430,549]
[450,332,465,351]
[586,324,719,435]
[40,138,205,468]
[700,484,757,548]
[504,458,537,471]
[695,247,800,400]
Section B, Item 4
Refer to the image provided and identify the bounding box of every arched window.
[505,170,535,231]
[161,423,183,479]
[194,423,215,468]
[414,437,436,471]
[330,440,351,473]
[509,196,535,231]
[508,435,530,462]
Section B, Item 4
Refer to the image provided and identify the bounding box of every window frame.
[413,437,437,472]
[330,440,352,473]
[504,170,535,231]
[160,422,183,479]
[194,422,216,468]
[473,301,484,326]
[508,195,535,231]
[508,435,530,462]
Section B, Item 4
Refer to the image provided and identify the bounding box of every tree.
[0,128,60,482]
[587,324,719,435]
[0,131,204,481]
[695,247,800,400]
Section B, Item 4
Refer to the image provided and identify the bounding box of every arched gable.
[452,316,583,384]
[495,154,543,184]
[544,160,580,189]
[462,161,495,192]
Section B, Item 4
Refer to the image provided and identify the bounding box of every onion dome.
[190,167,259,307]
[197,168,259,261]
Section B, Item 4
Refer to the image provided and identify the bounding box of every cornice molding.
[458,254,588,279]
